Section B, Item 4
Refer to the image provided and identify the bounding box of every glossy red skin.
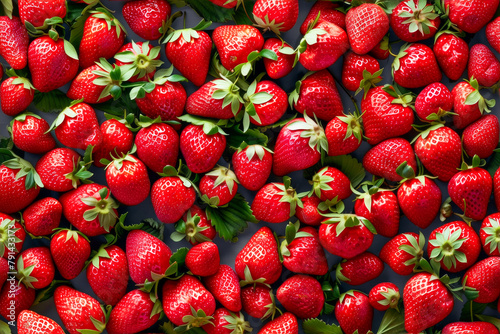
[404,272,454,333]
[1,77,34,116]
[166,30,211,86]
[212,25,264,71]
[452,81,483,129]
[338,252,384,286]
[106,155,150,206]
[251,183,292,223]
[495,168,500,212]
[380,232,422,275]
[253,0,299,32]
[186,80,239,119]
[414,126,462,182]
[122,0,171,40]
[185,242,220,277]
[136,81,187,122]
[463,114,500,159]
[199,174,237,206]
[428,221,481,273]
[18,310,65,334]
[151,176,196,224]
[86,245,128,306]
[300,0,345,35]
[54,103,103,150]
[36,148,81,192]
[180,124,226,174]
[394,44,442,89]
[17,247,55,289]
[0,257,7,289]
[445,0,499,33]
[106,289,160,334]
[67,65,113,104]
[241,284,273,319]
[202,308,236,334]
[93,119,134,168]
[0,214,25,259]
[415,82,453,122]
[126,229,172,284]
[0,278,35,320]
[135,123,179,173]
[294,70,343,122]
[354,191,400,238]
[433,33,469,81]
[369,37,390,60]
[342,51,380,91]
[283,226,329,275]
[232,145,272,191]
[28,36,79,92]
[319,220,374,259]
[257,312,298,334]
[251,80,288,126]
[487,17,500,54]
[295,195,324,226]
[480,213,500,256]
[11,115,55,154]
[262,38,295,79]
[335,291,373,334]
[162,275,216,326]
[442,322,499,334]
[361,86,414,145]
[50,230,91,280]
[0,165,40,213]
[369,282,399,311]
[299,20,349,71]
[325,116,362,156]
[345,3,389,55]
[468,43,500,87]
[314,167,352,201]
[398,177,441,229]
[390,0,440,42]
[18,0,66,27]
[235,227,282,285]
[277,275,324,319]
[0,16,29,69]
[462,256,500,304]
[204,264,242,312]
[448,167,492,221]
[181,205,217,246]
[207,0,237,8]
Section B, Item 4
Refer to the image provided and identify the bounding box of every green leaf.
[138,218,165,240]
[33,280,70,306]
[33,90,73,113]
[302,318,342,334]
[225,126,268,149]
[485,145,500,177]
[183,0,234,23]
[232,0,254,25]
[377,308,405,334]
[0,320,11,334]
[460,300,487,321]
[65,1,89,23]
[1,0,13,19]
[170,247,189,268]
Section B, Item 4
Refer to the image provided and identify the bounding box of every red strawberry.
[213,25,264,71]
[390,0,440,42]
[445,0,499,33]
[325,114,363,156]
[17,310,65,334]
[54,286,106,334]
[0,16,29,69]
[235,227,282,285]
[207,0,237,8]
[35,148,87,192]
[151,173,196,224]
[336,252,384,286]
[380,232,425,275]
[0,214,26,259]
[468,43,500,87]
[414,82,453,122]
[122,0,171,40]
[495,167,500,212]
[93,118,134,168]
[0,278,35,321]
[290,70,343,122]
[171,204,216,245]
[185,241,220,277]
[393,43,442,88]
[126,229,172,284]
[277,275,324,319]
[257,312,298,334]
[368,282,400,311]
[298,20,349,71]
[310,166,351,201]
[335,291,373,334]
[199,166,238,207]
[86,245,128,306]
[251,180,301,224]
[241,284,276,319]
[50,229,91,280]
[345,3,389,55]
[452,78,496,129]
[243,79,288,127]
[442,322,499,334]
[433,32,469,81]
[300,0,346,35]
[203,309,252,334]
[204,264,242,312]
[16,246,55,289]
[294,195,324,226]
[162,274,216,327]
[262,38,295,79]
[369,34,390,59]
[1,76,34,116]
[18,0,66,27]
[252,0,299,33]
[232,143,273,191]
[487,17,500,54]
[10,113,56,154]
[0,257,8,288]
[462,256,500,304]
[28,35,79,92]
[282,225,328,275]
[115,41,163,82]
[342,51,380,91]
[480,213,500,256]
[135,122,179,173]
[463,114,500,159]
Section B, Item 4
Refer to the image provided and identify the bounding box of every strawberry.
[468,43,500,87]
[310,166,352,201]
[234,226,282,285]
[165,27,212,86]
[16,246,55,289]
[336,252,384,286]
[0,16,29,69]
[414,82,453,122]
[277,275,324,319]
[433,32,469,81]
[452,78,496,129]
[204,264,242,312]
[86,245,128,306]
[362,138,417,182]
[403,272,454,333]
[243,79,288,127]
[0,278,35,321]
[390,0,440,42]
[273,114,328,176]
[393,43,442,88]
[335,291,373,334]
[445,0,499,33]
[115,41,163,82]
[257,312,298,334]
[298,20,349,71]
[251,179,301,224]
[122,0,171,40]
[241,284,276,319]
[232,143,273,191]
[93,118,134,168]
[262,38,295,79]
[17,310,65,334]
[325,113,363,156]
[60,184,119,236]
[18,0,66,27]
[487,17,500,54]
[185,241,220,277]
[442,322,500,334]
[1,76,34,116]
[0,214,26,259]
[380,232,425,275]
[368,282,400,311]
[54,285,106,334]
[199,166,239,207]
[10,113,56,154]
[294,195,324,226]
[0,257,7,288]
[50,229,91,280]
[78,9,126,69]
[463,114,500,159]
[495,167,500,212]
[448,156,492,221]
[480,213,500,256]
[369,34,390,59]
[135,122,179,173]
[106,289,161,334]
[360,86,414,145]
[213,25,264,71]
[289,70,343,122]
[126,229,172,284]
[171,204,216,245]
[28,35,79,92]
[105,153,151,206]
[252,0,299,33]
[162,274,216,327]
[342,51,380,91]
[462,256,500,304]
[345,3,389,55]
[203,309,252,334]
[300,0,346,35]
[207,0,238,8]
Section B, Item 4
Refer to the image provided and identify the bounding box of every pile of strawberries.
[1,0,500,333]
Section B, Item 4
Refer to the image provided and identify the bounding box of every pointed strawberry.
[336,252,384,286]
[414,82,453,122]
[433,32,469,81]
[16,247,55,290]
[122,0,171,40]
[335,291,373,334]
[380,232,425,276]
[369,282,400,311]
[390,0,440,42]
[262,38,295,79]
[204,264,242,312]
[345,3,389,55]
[252,0,299,34]
[1,76,34,116]
[50,229,91,280]
[277,275,324,319]
[115,41,163,82]
[445,0,499,33]
[17,310,65,334]
[452,78,496,129]
[200,166,239,207]
[241,284,276,320]
[10,113,56,154]
[232,143,273,191]
[186,242,220,277]
[462,114,500,159]
[392,43,442,88]
[480,213,500,256]
[468,43,500,87]
[0,16,29,69]
[22,197,62,237]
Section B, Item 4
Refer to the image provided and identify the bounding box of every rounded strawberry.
[252,0,299,33]
[277,275,324,319]
[185,241,220,277]
[462,114,500,159]
[335,291,373,334]
[18,0,66,27]
[392,43,441,88]
[122,0,171,40]
[380,232,425,276]
[232,143,273,191]
[241,284,276,319]
[199,166,239,207]
[251,179,301,224]
[445,0,499,33]
[433,32,469,81]
[390,0,440,42]
[369,35,391,60]
[487,17,500,54]
[16,246,55,290]
[0,278,35,321]
[336,252,384,286]
[262,38,295,79]
[204,264,242,312]
[243,79,288,127]
[36,148,87,192]
[294,195,324,226]
[17,310,65,334]
[342,51,380,92]
[442,322,500,334]
[93,118,134,168]
[171,205,216,245]
[258,312,298,334]
[10,113,56,154]
[369,282,400,311]
[50,229,91,280]
[345,3,389,55]
[480,213,500,256]
[462,256,500,304]
[325,113,363,156]
[310,166,352,202]
[1,76,34,116]
[0,16,29,70]
[452,78,495,129]
[300,0,345,35]
[415,82,453,122]
[468,43,500,87]
[135,122,179,173]
[203,309,252,334]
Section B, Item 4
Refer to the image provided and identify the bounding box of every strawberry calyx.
[170,209,211,244]
[102,146,138,171]
[114,41,164,81]
[2,153,44,190]
[356,68,384,99]
[418,258,463,301]
[395,161,429,185]
[464,77,496,113]
[0,218,21,257]
[335,260,350,283]
[338,289,362,304]
[253,13,284,35]
[25,16,64,33]
[237,142,273,161]
[88,245,112,270]
[223,311,253,333]
[158,165,197,193]
[52,228,90,244]
[89,7,127,39]
[351,178,390,214]
[129,65,187,100]
[211,75,244,117]
[15,254,38,289]
[76,311,109,334]
[48,99,84,132]
[392,43,410,74]
[382,84,414,108]
[179,305,214,330]
[376,287,400,311]
[274,176,303,217]
[7,74,35,91]
[92,58,137,101]
[286,113,329,154]
[398,0,440,36]
[242,75,272,130]
[458,154,485,171]
[440,197,453,222]
[321,213,377,236]
[200,165,239,207]
[279,221,313,258]
[288,71,314,109]
[239,265,270,288]
[309,166,345,199]
[81,187,119,233]
[483,217,500,255]
[398,232,425,270]
[429,226,467,270]
[317,197,346,214]
[64,145,94,189]
[162,18,212,44]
